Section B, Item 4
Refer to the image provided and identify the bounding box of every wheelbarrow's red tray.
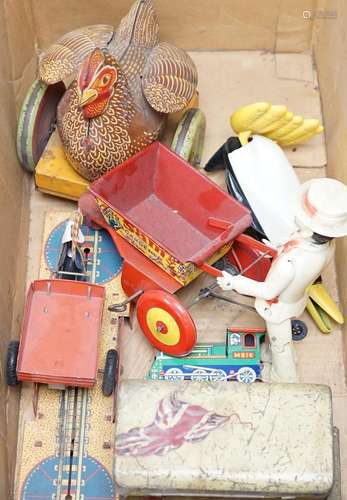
[17,279,105,387]
[90,142,251,286]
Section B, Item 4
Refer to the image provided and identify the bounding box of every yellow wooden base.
[35,131,89,201]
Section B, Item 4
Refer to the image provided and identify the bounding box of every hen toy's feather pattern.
[109,0,159,93]
[142,42,198,113]
[111,0,159,55]
[39,25,114,84]
[118,45,146,90]
[115,391,230,457]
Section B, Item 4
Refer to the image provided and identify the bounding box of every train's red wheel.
[137,290,196,355]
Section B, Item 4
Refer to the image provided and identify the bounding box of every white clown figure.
[217,178,347,383]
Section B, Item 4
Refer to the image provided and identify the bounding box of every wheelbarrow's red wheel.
[137,290,196,356]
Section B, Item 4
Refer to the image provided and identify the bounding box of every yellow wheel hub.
[146,307,180,346]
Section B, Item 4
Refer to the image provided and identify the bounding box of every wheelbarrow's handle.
[197,232,277,278]
[208,217,233,231]
[190,217,235,269]
[236,233,277,258]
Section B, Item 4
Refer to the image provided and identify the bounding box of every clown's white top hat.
[295,177,347,238]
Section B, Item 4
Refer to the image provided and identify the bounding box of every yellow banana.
[265,115,304,140]
[308,283,344,325]
[249,105,288,134]
[306,297,333,333]
[278,119,323,145]
[230,102,270,132]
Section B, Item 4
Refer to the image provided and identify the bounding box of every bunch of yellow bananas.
[230,102,323,146]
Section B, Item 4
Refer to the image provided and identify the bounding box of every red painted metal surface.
[228,234,275,281]
[228,327,266,333]
[17,279,105,387]
[137,290,197,356]
[236,233,277,258]
[89,142,251,265]
[79,192,181,295]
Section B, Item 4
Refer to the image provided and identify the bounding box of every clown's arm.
[217,258,294,300]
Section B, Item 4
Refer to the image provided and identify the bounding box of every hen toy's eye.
[92,65,118,93]
[101,74,111,86]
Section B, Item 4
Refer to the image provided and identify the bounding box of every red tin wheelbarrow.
[80,142,275,356]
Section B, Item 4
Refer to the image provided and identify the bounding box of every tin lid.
[114,380,334,496]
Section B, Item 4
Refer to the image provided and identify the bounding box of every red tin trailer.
[15,279,105,387]
[80,142,273,356]
[6,211,120,415]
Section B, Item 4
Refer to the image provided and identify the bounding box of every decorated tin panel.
[114,380,334,497]
[96,198,231,285]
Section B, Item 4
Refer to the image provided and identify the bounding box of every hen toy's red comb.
[78,48,104,90]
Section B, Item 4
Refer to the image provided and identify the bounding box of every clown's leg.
[261,319,299,383]
[260,341,272,363]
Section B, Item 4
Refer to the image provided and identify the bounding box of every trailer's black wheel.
[6,341,20,386]
[291,319,308,341]
[102,349,118,397]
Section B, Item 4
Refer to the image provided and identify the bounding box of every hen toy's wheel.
[171,108,206,168]
[236,366,257,384]
[137,290,197,356]
[17,79,65,172]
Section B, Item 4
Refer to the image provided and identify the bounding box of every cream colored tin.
[114,380,335,498]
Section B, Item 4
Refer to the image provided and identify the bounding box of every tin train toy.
[146,320,306,383]
[147,327,265,383]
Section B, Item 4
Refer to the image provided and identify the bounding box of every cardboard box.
[1,1,347,498]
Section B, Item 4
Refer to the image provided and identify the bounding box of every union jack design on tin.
[115,391,236,457]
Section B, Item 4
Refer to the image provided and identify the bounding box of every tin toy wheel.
[191,369,209,381]
[171,108,206,168]
[164,368,185,381]
[16,79,65,172]
[210,369,227,381]
[102,349,119,397]
[6,341,20,386]
[291,319,308,341]
[137,290,197,356]
[236,366,257,384]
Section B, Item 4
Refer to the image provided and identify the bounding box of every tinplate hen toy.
[29,0,198,180]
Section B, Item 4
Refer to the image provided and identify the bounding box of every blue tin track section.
[21,454,115,499]
[45,220,122,284]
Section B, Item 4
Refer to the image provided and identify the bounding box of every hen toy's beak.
[80,88,98,107]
